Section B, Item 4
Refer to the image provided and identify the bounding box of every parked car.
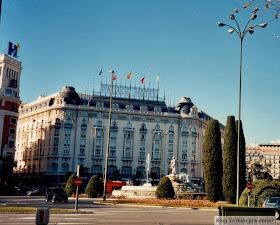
[45,187,68,203]
[262,197,280,219]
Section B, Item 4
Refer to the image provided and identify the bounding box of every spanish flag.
[126,72,132,79]
[156,75,159,83]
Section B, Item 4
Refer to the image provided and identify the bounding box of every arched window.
[81,119,87,128]
[65,118,72,126]
[136,166,146,178]
[28,165,31,173]
[32,164,36,173]
[151,167,160,179]
[126,122,132,128]
[122,166,132,175]
[181,168,188,174]
[92,165,102,174]
[55,118,61,125]
[62,163,69,173]
[140,123,146,131]
[169,126,174,133]
[191,169,196,177]
[182,127,188,134]
[51,163,58,172]
[191,128,196,134]
[108,165,117,175]
[111,121,118,129]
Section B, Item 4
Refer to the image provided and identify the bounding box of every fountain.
[112,153,156,198]
[143,153,152,187]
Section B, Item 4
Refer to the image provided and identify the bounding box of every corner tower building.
[0,54,22,158]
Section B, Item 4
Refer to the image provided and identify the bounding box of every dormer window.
[97,102,104,108]
[126,104,134,110]
[97,120,102,127]
[141,124,146,131]
[155,125,160,131]
[112,103,119,109]
[154,107,162,112]
[111,121,118,129]
[81,119,87,128]
[140,105,148,111]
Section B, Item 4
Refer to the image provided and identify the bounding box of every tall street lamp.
[103,70,114,201]
[218,10,268,206]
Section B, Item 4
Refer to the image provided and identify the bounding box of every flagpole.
[157,74,159,102]
[120,78,122,98]
[129,71,132,99]
[100,79,102,96]
[143,78,145,101]
[115,78,117,97]
[105,77,108,97]
[103,70,114,201]
[134,80,136,99]
[129,79,131,99]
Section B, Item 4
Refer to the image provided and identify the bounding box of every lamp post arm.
[243,20,251,36]
[233,18,242,35]
[224,24,241,37]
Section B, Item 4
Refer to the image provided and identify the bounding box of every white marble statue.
[170,157,176,175]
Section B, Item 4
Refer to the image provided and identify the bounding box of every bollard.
[35,207,50,225]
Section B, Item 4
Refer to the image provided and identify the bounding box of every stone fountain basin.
[112,185,157,198]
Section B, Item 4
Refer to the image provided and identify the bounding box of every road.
[0,196,218,225]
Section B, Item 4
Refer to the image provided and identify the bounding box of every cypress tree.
[223,116,237,203]
[85,174,104,198]
[65,174,77,196]
[236,120,246,195]
[202,119,223,202]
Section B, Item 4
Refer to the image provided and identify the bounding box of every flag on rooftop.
[141,77,145,84]
[126,72,132,79]
[113,75,117,80]
[156,75,159,83]
[99,67,103,75]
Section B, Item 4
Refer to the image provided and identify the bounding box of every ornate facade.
[0,54,22,159]
[14,86,225,184]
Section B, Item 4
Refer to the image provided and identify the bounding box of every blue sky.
[1,0,279,145]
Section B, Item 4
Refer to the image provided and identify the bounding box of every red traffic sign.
[246,182,253,190]
[74,178,83,187]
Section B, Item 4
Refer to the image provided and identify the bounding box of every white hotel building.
[14,85,225,185]
[246,143,280,180]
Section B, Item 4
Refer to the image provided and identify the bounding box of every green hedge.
[239,179,280,207]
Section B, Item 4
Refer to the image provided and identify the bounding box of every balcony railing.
[78,154,86,159]
[122,156,133,161]
[91,155,103,160]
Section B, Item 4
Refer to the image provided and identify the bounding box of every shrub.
[65,174,77,196]
[85,175,104,198]
[239,179,280,207]
[155,177,175,199]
